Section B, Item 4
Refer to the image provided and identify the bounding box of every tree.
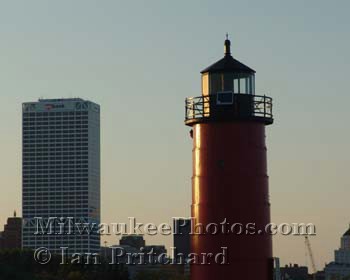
[67,271,84,280]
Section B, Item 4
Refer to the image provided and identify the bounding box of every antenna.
[104,240,108,259]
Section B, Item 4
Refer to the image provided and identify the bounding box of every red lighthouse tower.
[185,37,274,280]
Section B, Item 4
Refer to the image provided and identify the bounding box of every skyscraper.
[22,98,100,254]
[325,226,350,280]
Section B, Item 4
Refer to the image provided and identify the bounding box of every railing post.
[264,95,266,117]
[270,98,273,117]
[194,101,196,119]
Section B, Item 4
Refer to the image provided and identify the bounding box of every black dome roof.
[201,55,255,74]
[201,37,255,74]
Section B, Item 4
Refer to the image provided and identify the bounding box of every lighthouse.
[185,37,274,279]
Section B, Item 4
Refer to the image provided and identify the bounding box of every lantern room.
[201,36,255,96]
[185,36,273,126]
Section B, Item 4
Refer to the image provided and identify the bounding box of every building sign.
[44,104,65,110]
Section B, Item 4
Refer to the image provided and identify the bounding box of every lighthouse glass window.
[233,73,255,94]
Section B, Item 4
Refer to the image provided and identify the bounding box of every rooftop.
[38,98,84,102]
[201,36,255,74]
[343,227,350,236]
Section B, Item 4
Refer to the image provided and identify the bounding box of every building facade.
[0,212,22,250]
[173,218,191,261]
[119,235,146,250]
[22,98,100,254]
[325,227,350,280]
[280,264,308,280]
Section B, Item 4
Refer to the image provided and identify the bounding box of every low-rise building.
[280,263,308,280]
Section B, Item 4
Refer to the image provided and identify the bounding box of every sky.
[0,0,349,270]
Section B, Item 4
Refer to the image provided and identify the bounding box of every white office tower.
[22,98,100,254]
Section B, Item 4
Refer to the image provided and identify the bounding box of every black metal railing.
[185,94,273,125]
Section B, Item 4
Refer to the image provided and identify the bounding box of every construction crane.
[305,236,317,279]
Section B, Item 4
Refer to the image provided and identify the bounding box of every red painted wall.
[190,121,273,280]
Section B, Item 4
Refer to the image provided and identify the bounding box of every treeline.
[0,249,128,280]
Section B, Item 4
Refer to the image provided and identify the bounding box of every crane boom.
[305,236,317,277]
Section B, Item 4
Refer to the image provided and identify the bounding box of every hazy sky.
[0,0,349,270]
